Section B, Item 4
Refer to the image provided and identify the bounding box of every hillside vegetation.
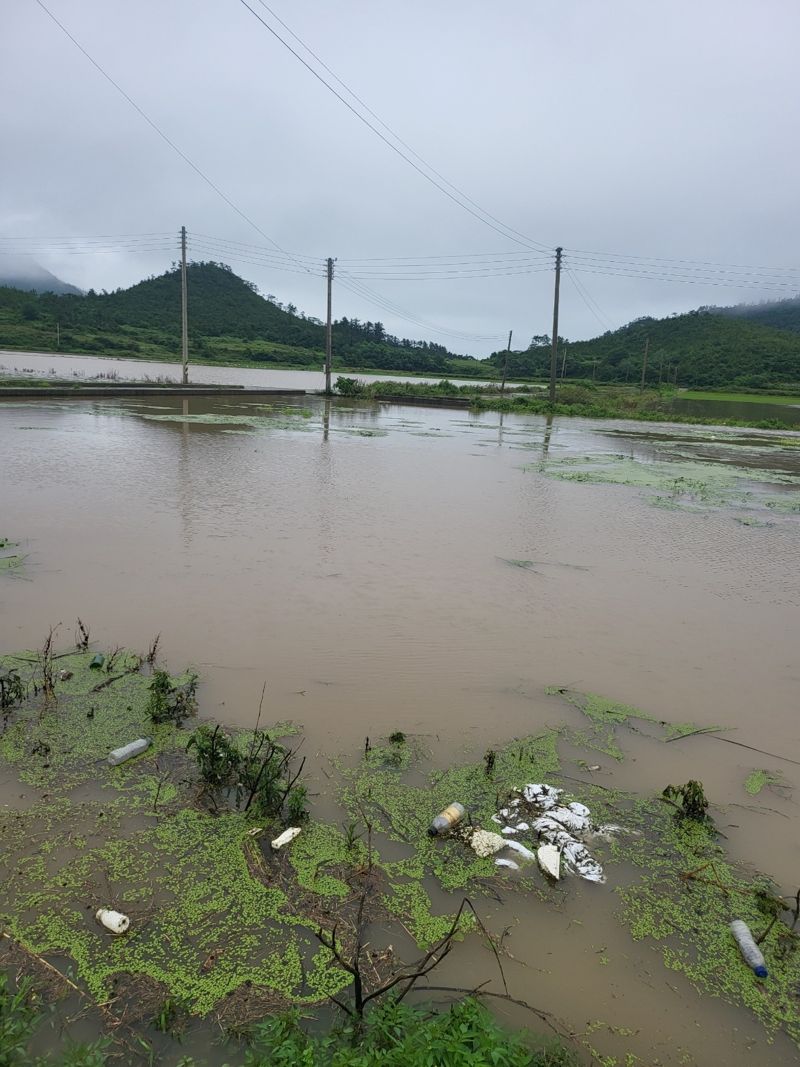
[2,261,800,388]
[487,310,800,389]
[0,262,488,378]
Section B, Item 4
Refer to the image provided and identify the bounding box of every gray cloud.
[2,0,798,355]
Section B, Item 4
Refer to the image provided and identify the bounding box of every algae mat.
[534,453,800,513]
[2,648,800,1062]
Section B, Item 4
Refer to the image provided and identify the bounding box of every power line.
[32,0,312,273]
[235,0,551,253]
[565,252,800,285]
[335,269,504,342]
[569,264,798,294]
[565,269,612,332]
[564,245,800,274]
[252,0,554,256]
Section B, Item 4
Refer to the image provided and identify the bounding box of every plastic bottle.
[730,920,768,977]
[428,802,466,836]
[96,908,130,935]
[108,738,151,766]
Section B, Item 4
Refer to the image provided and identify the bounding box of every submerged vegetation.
[1,637,800,1063]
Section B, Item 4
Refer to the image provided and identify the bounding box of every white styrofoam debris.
[271,827,302,851]
[503,839,536,862]
[494,857,519,869]
[537,844,561,880]
[469,829,508,857]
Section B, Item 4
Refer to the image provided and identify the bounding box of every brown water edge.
[1,395,799,1064]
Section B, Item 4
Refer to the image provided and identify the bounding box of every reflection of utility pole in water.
[180,225,189,386]
[497,411,505,446]
[322,397,331,443]
[500,329,512,393]
[541,415,554,460]
[177,395,193,549]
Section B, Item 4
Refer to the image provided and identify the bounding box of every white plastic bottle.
[730,920,768,977]
[108,738,151,766]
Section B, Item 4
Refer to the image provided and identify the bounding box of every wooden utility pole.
[180,225,189,385]
[500,329,512,392]
[640,336,649,392]
[548,247,563,403]
[324,257,334,395]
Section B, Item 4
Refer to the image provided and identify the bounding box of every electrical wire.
[32,0,312,273]
[251,0,554,256]
[569,263,798,294]
[565,269,612,332]
[235,0,551,253]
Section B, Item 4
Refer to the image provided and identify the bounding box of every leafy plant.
[287,784,309,823]
[186,723,241,788]
[663,779,710,823]
[0,974,38,1065]
[0,668,24,712]
[242,997,574,1066]
[147,670,197,725]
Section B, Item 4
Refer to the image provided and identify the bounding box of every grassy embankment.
[335,378,800,430]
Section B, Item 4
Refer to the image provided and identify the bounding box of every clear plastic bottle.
[428,802,466,836]
[730,920,768,978]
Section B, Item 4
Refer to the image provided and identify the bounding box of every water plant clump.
[186,721,306,822]
[744,768,783,796]
[662,779,711,823]
[242,997,575,1067]
[146,668,198,725]
[5,644,800,1059]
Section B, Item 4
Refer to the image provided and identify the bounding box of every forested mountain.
[718,296,800,335]
[487,308,800,388]
[0,262,480,376]
[2,261,800,388]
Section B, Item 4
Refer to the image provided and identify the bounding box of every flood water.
[0,348,513,391]
[2,393,800,1065]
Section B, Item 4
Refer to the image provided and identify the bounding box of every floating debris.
[492,783,623,884]
[271,827,302,851]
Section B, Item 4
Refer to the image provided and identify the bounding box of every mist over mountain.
[0,256,82,296]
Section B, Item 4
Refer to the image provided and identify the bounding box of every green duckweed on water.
[532,454,800,513]
[0,537,24,575]
[744,769,783,796]
[2,644,800,1059]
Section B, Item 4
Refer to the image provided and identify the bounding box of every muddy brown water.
[1,393,800,1065]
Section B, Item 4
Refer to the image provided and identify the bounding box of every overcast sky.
[2,0,798,355]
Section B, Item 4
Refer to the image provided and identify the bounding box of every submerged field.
[3,642,800,1065]
[2,394,799,1065]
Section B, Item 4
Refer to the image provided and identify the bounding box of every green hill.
[4,262,800,388]
[719,296,800,335]
[0,262,486,377]
[487,309,800,389]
